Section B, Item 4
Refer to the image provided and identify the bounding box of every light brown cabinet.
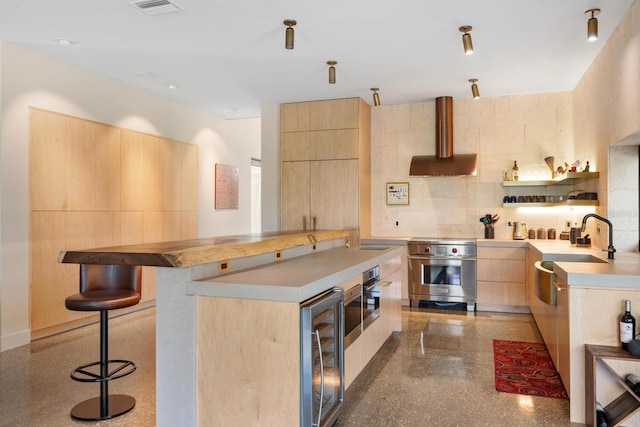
[556,276,570,393]
[343,255,401,389]
[281,159,359,232]
[476,246,528,312]
[29,109,198,335]
[280,98,370,241]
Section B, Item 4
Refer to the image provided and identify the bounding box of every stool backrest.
[79,264,142,296]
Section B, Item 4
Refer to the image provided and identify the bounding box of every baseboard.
[30,300,156,341]
[1,329,31,352]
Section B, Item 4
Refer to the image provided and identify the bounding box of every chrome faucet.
[581,213,616,259]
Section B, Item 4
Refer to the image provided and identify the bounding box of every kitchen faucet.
[581,213,616,259]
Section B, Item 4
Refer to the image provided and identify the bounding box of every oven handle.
[363,281,381,292]
[408,255,475,261]
[344,285,361,304]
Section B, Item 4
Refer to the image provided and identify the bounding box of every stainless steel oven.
[343,284,362,348]
[408,238,477,312]
[362,265,381,330]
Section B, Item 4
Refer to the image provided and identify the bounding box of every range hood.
[410,96,478,176]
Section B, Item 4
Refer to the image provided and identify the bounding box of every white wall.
[0,43,260,351]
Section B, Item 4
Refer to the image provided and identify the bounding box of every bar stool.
[65,263,142,421]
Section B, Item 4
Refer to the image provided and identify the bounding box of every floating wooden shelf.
[502,171,600,187]
[502,171,599,208]
[502,200,599,208]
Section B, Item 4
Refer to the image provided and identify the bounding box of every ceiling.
[0,0,635,119]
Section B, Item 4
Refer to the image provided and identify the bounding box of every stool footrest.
[70,359,137,383]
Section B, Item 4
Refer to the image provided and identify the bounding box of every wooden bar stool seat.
[65,264,142,421]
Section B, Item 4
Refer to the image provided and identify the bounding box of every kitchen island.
[59,230,402,427]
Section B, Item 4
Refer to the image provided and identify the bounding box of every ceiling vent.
[130,0,182,15]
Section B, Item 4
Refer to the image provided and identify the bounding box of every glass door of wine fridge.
[300,288,344,427]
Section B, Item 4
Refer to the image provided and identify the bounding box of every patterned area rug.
[493,339,568,399]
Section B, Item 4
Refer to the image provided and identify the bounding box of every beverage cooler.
[300,288,344,427]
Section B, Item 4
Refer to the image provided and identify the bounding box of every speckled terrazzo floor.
[0,307,156,427]
[336,307,573,427]
[1,306,574,427]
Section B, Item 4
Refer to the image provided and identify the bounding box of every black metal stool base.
[70,394,135,421]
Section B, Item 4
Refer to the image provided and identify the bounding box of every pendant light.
[284,19,297,49]
[469,79,480,99]
[327,61,337,84]
[371,88,381,106]
[459,26,474,55]
[585,9,600,42]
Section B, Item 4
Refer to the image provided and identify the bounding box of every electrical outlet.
[394,220,400,228]
[596,225,601,234]
[507,221,512,228]
[566,220,572,229]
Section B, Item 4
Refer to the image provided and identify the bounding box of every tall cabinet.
[280,98,371,242]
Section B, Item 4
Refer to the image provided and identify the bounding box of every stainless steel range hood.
[410,96,478,176]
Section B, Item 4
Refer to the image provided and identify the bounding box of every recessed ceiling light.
[56,39,74,46]
[167,84,178,90]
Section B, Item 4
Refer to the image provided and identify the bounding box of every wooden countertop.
[58,230,348,268]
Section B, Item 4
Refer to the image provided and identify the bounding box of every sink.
[535,254,607,306]
[536,261,557,305]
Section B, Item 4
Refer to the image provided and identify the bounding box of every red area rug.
[493,339,568,399]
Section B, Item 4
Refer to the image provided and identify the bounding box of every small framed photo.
[386,182,409,205]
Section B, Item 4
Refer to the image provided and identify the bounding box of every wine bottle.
[595,401,608,427]
[512,161,519,182]
[620,300,635,351]
[625,373,640,396]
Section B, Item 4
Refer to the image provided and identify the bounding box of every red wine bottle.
[595,401,608,427]
[620,300,635,351]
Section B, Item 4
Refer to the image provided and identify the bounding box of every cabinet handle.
[303,216,307,231]
[380,280,393,287]
[313,330,324,427]
[312,216,317,231]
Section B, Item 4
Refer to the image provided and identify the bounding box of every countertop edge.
[58,230,348,267]
[186,246,403,303]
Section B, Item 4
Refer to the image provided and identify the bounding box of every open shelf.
[503,200,599,208]
[502,171,600,187]
[585,344,640,427]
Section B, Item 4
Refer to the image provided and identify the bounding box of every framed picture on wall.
[215,163,239,209]
[386,182,409,205]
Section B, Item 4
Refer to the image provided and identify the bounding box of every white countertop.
[186,245,402,303]
[528,240,640,288]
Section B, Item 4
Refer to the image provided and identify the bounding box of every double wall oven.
[408,238,477,311]
[343,265,382,349]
